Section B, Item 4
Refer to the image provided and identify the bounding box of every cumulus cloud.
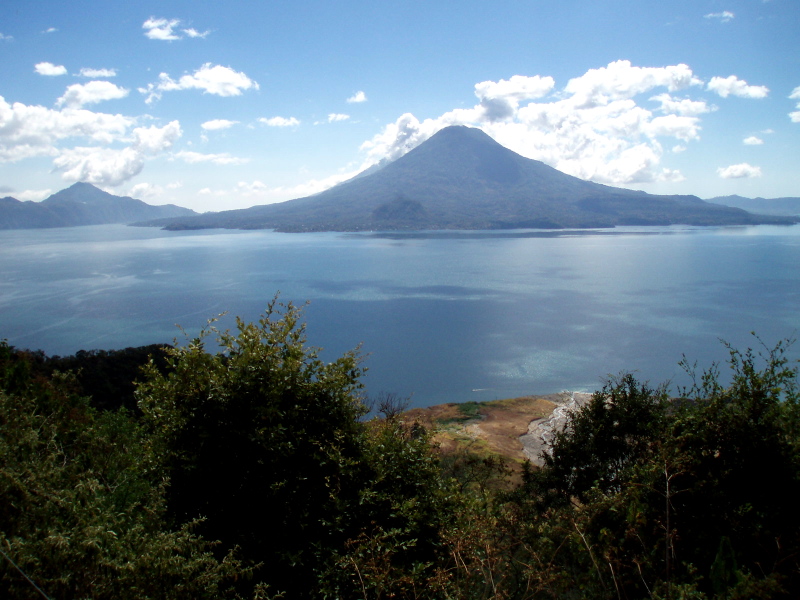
[143,17,181,40]
[43,27,57,34]
[35,62,67,76]
[475,75,554,121]
[173,150,247,165]
[142,17,209,41]
[129,181,183,201]
[328,113,350,122]
[743,136,763,145]
[53,146,145,185]
[129,182,163,200]
[705,11,735,23]
[346,91,367,103]
[201,119,238,131]
[0,94,181,186]
[53,121,182,186]
[707,76,769,99]
[259,116,300,127]
[17,189,52,201]
[57,81,129,108]
[79,67,117,78]
[0,95,134,161]
[1,33,14,41]
[790,86,800,122]
[563,61,701,108]
[139,63,258,104]
[183,28,209,39]
[717,163,762,179]
[360,61,713,185]
[650,93,714,116]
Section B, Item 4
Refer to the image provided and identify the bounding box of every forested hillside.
[1,302,799,599]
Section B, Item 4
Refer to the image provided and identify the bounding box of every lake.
[1,224,798,408]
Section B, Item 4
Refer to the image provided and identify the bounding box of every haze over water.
[1,224,798,408]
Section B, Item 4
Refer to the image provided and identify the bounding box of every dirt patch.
[401,393,579,466]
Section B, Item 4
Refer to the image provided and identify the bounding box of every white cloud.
[79,67,117,78]
[346,91,367,103]
[132,121,182,154]
[259,116,300,127]
[563,60,701,108]
[129,181,182,200]
[790,86,800,122]
[142,17,181,40]
[474,75,555,121]
[173,150,248,165]
[53,121,182,186]
[57,81,129,108]
[183,28,210,39]
[43,28,58,34]
[35,62,67,76]
[139,63,258,104]
[717,163,762,179]
[743,136,763,145]
[328,113,350,122]
[201,119,238,131]
[707,76,769,99]
[129,182,163,200]
[360,62,713,185]
[142,17,209,41]
[0,94,181,186]
[0,95,134,161]
[54,146,146,185]
[17,189,52,201]
[650,93,713,116]
[644,114,701,141]
[705,11,735,23]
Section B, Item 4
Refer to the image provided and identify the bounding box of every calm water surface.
[1,224,798,407]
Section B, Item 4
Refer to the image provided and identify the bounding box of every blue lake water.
[1,224,798,408]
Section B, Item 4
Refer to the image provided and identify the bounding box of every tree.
[509,338,800,599]
[135,298,368,597]
[0,341,248,599]
[531,374,669,507]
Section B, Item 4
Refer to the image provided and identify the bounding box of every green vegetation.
[2,303,799,599]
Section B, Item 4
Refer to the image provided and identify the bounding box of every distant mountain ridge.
[706,195,800,217]
[0,182,196,229]
[143,126,796,232]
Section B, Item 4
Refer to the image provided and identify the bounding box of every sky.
[1,0,799,213]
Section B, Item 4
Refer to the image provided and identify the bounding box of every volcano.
[149,126,795,232]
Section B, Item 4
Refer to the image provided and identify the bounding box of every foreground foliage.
[0,341,249,599]
[509,339,800,599]
[1,304,798,599]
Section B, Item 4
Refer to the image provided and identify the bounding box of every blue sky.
[1,0,798,212]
